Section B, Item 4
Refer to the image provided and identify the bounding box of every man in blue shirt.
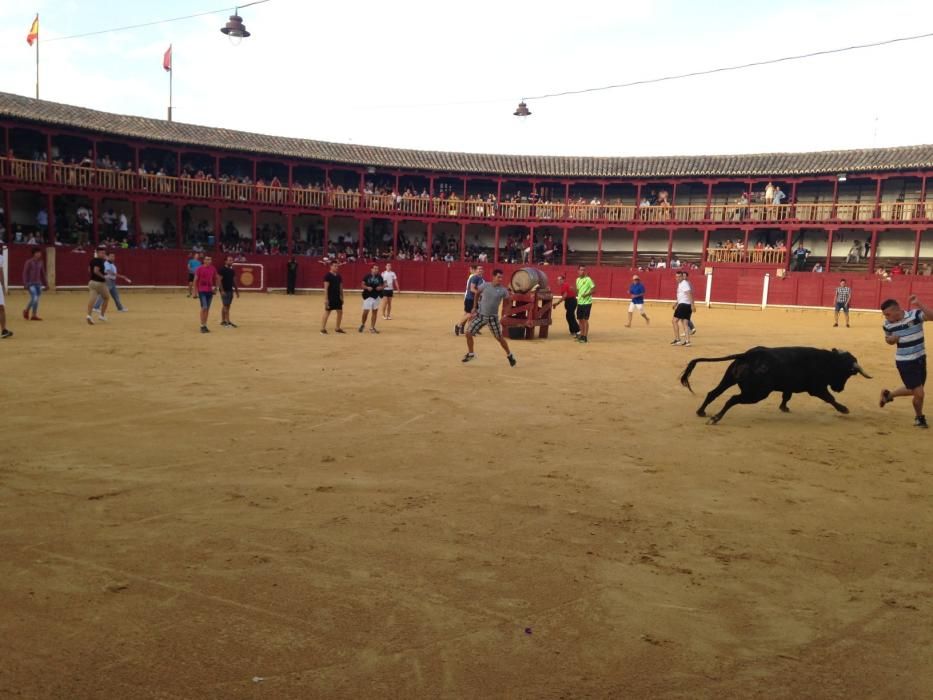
[625,274,650,327]
[186,252,202,298]
[455,264,484,336]
[880,295,931,428]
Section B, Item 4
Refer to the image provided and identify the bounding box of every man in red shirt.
[194,254,220,333]
[553,274,580,337]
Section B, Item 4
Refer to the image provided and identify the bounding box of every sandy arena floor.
[0,290,930,699]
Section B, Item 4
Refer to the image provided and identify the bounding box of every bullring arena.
[2,88,933,698]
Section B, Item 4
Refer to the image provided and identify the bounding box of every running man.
[833,278,851,327]
[456,264,484,335]
[553,274,579,337]
[462,268,516,366]
[93,251,132,314]
[575,265,594,343]
[194,253,220,333]
[380,262,399,319]
[186,252,202,298]
[321,261,345,334]
[22,247,48,321]
[626,274,650,327]
[671,270,695,346]
[219,256,240,328]
[86,246,111,325]
[879,295,930,428]
[0,248,11,338]
[359,264,384,333]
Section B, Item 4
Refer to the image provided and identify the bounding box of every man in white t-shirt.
[671,271,695,346]
[380,262,400,320]
[0,250,11,338]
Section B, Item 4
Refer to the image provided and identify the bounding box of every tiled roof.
[2,91,932,179]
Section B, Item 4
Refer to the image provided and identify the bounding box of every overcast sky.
[1,0,932,158]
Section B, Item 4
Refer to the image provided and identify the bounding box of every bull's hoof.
[779,405,790,413]
[707,416,721,425]
[696,409,706,417]
[837,404,850,414]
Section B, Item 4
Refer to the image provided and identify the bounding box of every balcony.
[2,157,930,227]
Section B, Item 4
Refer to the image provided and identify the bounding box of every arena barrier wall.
[3,245,933,310]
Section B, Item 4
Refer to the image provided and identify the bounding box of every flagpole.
[167,45,173,121]
[35,14,40,99]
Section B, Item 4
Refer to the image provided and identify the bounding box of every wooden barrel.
[510,267,550,293]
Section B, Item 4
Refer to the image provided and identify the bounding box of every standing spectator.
[626,274,650,327]
[22,247,48,321]
[93,251,131,314]
[864,239,871,259]
[0,248,12,338]
[118,211,129,241]
[286,256,298,295]
[36,207,48,237]
[455,264,484,336]
[461,268,516,366]
[575,265,595,344]
[833,278,851,327]
[879,295,930,428]
[219,255,240,328]
[553,274,579,337]
[194,254,220,333]
[792,244,811,271]
[359,264,384,334]
[186,252,202,298]
[671,271,695,346]
[86,246,111,325]
[380,262,399,320]
[320,261,345,334]
[846,241,861,263]
[764,182,775,206]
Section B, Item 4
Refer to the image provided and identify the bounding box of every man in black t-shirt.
[321,261,345,334]
[86,246,111,325]
[286,256,298,295]
[219,256,240,328]
[359,264,384,334]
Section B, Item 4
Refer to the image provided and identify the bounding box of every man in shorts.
[380,262,399,320]
[359,264,384,333]
[575,265,594,343]
[194,254,220,333]
[86,246,111,325]
[186,252,202,298]
[553,274,579,337]
[462,268,516,366]
[0,248,12,338]
[626,274,650,327]
[456,264,484,335]
[671,270,695,346]
[833,278,851,327]
[321,261,345,334]
[219,255,240,328]
[879,295,930,428]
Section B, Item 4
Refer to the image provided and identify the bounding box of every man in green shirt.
[575,265,595,343]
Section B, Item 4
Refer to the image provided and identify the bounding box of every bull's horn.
[854,363,872,379]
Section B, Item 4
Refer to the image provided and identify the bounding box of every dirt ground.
[0,290,930,699]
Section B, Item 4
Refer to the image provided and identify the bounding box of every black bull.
[680,346,872,424]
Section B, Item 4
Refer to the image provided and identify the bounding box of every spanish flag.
[163,45,172,72]
[26,14,39,46]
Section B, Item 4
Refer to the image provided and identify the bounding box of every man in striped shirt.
[879,295,931,428]
[833,279,851,328]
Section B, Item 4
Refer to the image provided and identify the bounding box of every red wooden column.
[528,226,534,265]
[912,228,922,274]
[784,228,794,269]
[459,222,466,262]
[91,197,100,246]
[666,228,674,267]
[392,219,399,258]
[358,218,365,260]
[633,183,642,223]
[214,207,222,254]
[561,227,568,265]
[46,192,56,244]
[788,180,798,220]
[830,177,840,219]
[251,159,258,184]
[45,133,53,181]
[494,225,501,264]
[250,208,258,253]
[704,182,713,220]
[920,176,928,220]
[825,229,835,273]
[868,229,879,273]
[4,189,13,241]
[286,211,293,255]
[596,227,603,266]
[701,228,710,266]
[872,177,883,219]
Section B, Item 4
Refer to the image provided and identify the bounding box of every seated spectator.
[812,262,824,273]
[846,240,861,263]
[891,262,905,275]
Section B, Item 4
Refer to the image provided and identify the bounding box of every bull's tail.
[680,353,747,392]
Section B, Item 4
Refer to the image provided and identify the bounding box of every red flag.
[163,45,172,72]
[26,15,39,46]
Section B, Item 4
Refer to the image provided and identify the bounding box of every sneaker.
[682,341,692,346]
[369,327,380,334]
[86,315,94,325]
[118,308,128,313]
[879,389,893,408]
[462,353,475,363]
[454,324,461,336]
[335,328,346,334]
[220,321,229,327]
[386,316,392,320]
[92,308,101,317]
[0,329,12,339]
[507,354,517,367]
[320,329,328,334]
[98,315,108,322]
[690,327,697,335]
[670,339,683,345]
[915,415,929,429]
[358,324,365,333]
[227,322,238,328]
[30,316,43,321]
[200,326,209,334]
[833,323,839,327]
